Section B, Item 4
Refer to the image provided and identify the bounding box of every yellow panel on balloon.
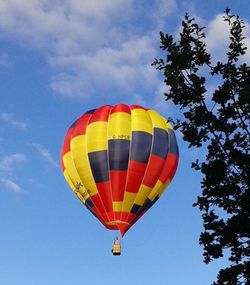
[112,201,123,212]
[159,179,170,196]
[63,170,75,191]
[122,192,137,212]
[133,184,152,206]
[63,154,89,202]
[148,179,170,201]
[76,192,86,204]
[86,122,108,152]
[63,152,81,188]
[147,110,168,130]
[71,135,98,196]
[108,112,131,139]
[131,108,153,135]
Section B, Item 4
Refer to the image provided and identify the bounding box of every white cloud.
[0,0,177,100]
[205,13,250,64]
[0,0,134,56]
[50,35,159,97]
[32,143,59,168]
[243,22,250,63]
[0,154,26,193]
[156,0,177,17]
[205,14,230,61]
[0,153,27,174]
[1,113,29,129]
[0,178,23,193]
[150,83,171,114]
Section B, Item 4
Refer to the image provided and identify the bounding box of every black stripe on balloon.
[152,128,169,159]
[131,204,141,215]
[129,131,152,163]
[88,150,109,183]
[85,109,96,114]
[168,129,179,156]
[135,196,159,216]
[108,139,130,170]
[88,207,98,219]
[78,196,97,217]
[85,197,94,208]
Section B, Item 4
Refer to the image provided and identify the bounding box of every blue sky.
[0,1,249,285]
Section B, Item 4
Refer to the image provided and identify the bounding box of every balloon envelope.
[61,104,178,236]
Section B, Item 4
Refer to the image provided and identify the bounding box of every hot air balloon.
[61,104,178,254]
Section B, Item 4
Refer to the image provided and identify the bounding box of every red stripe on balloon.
[130,105,145,110]
[95,181,114,221]
[110,103,131,114]
[90,194,110,223]
[142,154,166,188]
[61,128,73,171]
[71,113,92,137]
[125,161,147,193]
[159,153,179,184]
[110,170,127,201]
[88,105,112,124]
[61,128,72,155]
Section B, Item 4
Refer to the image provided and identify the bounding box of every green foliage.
[153,9,250,284]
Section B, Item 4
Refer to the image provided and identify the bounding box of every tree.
[152,9,250,285]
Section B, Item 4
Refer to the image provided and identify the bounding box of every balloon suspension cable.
[111,232,122,255]
[113,230,122,240]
